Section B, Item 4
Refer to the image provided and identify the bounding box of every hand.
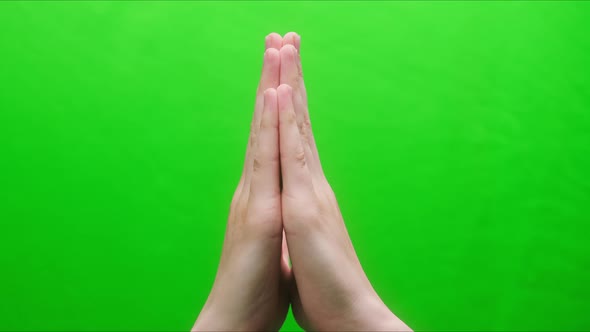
[278,33,412,331]
[193,32,412,331]
[192,33,290,331]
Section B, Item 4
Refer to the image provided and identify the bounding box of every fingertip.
[264,47,280,63]
[259,48,280,91]
[283,32,295,40]
[277,84,293,100]
[282,32,301,53]
[282,32,298,46]
[263,88,278,107]
[280,44,297,57]
[265,35,270,49]
[263,87,277,96]
[267,32,281,39]
[266,32,282,50]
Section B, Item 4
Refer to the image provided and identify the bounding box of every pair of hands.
[193,32,411,331]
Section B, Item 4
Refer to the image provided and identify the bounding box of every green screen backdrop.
[1,1,589,331]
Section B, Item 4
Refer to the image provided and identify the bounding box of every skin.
[193,32,412,331]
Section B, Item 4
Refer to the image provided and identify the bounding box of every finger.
[253,47,280,130]
[281,37,323,176]
[277,84,313,195]
[257,47,281,94]
[253,47,280,148]
[281,33,305,104]
[243,47,281,195]
[265,32,283,50]
[250,88,280,200]
[279,44,301,93]
[279,45,322,178]
[282,31,300,53]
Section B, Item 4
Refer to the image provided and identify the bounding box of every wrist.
[192,299,239,331]
[193,296,268,332]
[192,306,224,331]
[355,293,412,331]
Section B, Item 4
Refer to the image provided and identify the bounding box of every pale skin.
[193,32,412,331]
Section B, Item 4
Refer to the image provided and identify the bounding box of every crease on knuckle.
[249,130,257,148]
[303,117,312,131]
[294,149,306,168]
[300,132,310,148]
[252,156,262,172]
[297,118,305,135]
[300,122,311,144]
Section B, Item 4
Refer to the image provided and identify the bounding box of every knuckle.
[303,117,312,131]
[294,149,306,167]
[252,156,262,172]
[286,111,296,125]
[300,133,309,147]
[297,118,305,135]
[249,131,257,148]
[299,123,310,143]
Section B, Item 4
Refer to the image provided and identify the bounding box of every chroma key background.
[0,1,589,331]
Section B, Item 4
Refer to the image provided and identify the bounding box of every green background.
[1,1,589,331]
